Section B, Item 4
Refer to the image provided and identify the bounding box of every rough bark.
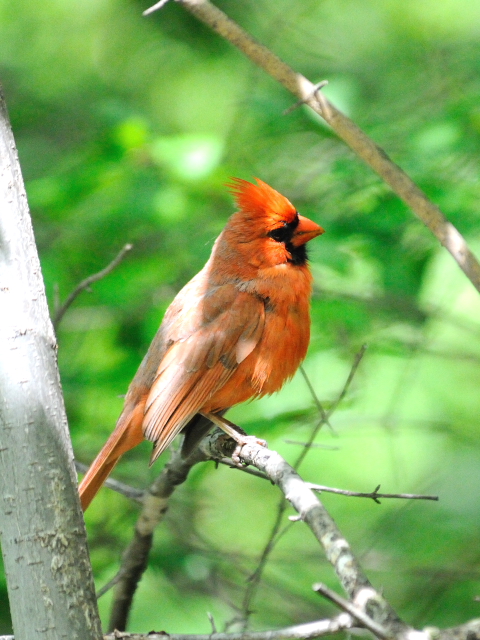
[0,85,102,640]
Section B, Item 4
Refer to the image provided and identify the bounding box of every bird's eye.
[267,214,299,243]
[268,224,289,243]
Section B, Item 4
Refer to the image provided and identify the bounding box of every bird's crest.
[228,177,297,226]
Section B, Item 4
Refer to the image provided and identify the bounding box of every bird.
[79,177,324,511]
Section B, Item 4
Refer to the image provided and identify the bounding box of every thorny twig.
[78,460,438,506]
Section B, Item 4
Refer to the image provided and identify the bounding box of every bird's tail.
[79,403,145,511]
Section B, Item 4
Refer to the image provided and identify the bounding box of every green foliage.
[1,0,480,634]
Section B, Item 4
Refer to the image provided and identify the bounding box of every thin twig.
[324,344,367,417]
[218,458,269,480]
[75,461,144,502]
[284,440,339,450]
[308,483,439,503]
[143,0,171,15]
[96,570,126,599]
[53,243,133,330]
[313,583,391,640]
[299,366,334,433]
[207,612,218,634]
[294,345,367,470]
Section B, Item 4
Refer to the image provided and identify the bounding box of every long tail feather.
[79,403,145,511]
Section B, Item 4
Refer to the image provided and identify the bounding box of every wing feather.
[142,287,265,460]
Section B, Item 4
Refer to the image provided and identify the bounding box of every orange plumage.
[79,178,324,510]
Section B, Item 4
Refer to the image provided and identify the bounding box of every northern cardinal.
[79,178,324,510]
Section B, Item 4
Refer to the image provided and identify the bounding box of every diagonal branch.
[53,243,133,330]
[107,446,208,632]
[235,347,366,628]
[200,432,409,638]
[145,0,480,295]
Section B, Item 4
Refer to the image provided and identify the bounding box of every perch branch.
[237,347,366,628]
[145,0,480,295]
[200,432,408,637]
[53,243,133,329]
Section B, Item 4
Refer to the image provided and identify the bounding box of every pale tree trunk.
[0,85,102,640]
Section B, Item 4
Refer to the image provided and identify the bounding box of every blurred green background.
[2,0,480,634]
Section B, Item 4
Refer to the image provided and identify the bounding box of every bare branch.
[103,614,356,640]
[200,432,409,637]
[324,344,367,418]
[53,243,133,330]
[3,618,480,640]
[313,583,391,640]
[107,446,208,631]
[308,483,439,503]
[298,366,333,433]
[156,0,480,294]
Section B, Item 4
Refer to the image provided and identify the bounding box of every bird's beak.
[291,215,325,246]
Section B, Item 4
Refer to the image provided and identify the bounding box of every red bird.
[79,178,324,510]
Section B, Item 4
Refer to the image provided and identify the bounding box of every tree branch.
[235,347,366,629]
[107,446,208,631]
[2,617,480,640]
[144,0,480,295]
[200,432,408,638]
[105,614,356,640]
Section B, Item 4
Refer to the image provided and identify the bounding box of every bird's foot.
[231,435,268,466]
[201,412,267,466]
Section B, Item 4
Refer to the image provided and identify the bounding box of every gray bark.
[0,85,102,639]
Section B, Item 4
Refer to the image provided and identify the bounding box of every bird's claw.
[231,435,268,466]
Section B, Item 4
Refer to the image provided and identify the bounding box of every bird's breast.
[204,265,313,411]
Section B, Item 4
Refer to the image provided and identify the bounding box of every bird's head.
[222,177,324,269]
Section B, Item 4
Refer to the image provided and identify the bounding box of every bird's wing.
[143,285,265,462]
